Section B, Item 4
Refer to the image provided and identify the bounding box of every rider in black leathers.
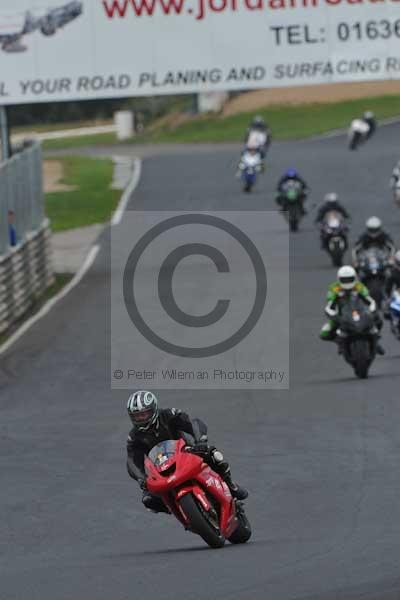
[126,391,248,513]
[362,111,377,140]
[315,193,350,225]
[353,217,395,264]
[315,193,350,248]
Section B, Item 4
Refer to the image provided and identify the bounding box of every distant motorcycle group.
[237,113,400,380]
[319,213,400,379]
[318,114,400,379]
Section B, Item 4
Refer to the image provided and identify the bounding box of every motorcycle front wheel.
[349,339,371,379]
[179,493,225,549]
[329,247,344,267]
[349,131,360,151]
[289,206,299,232]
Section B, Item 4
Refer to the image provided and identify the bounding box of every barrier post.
[0,107,10,162]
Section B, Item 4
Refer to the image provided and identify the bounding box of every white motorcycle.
[348,119,371,151]
[247,129,269,156]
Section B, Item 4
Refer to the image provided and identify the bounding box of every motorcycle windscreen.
[340,298,372,331]
[148,440,179,468]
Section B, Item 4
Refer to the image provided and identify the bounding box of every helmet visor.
[340,276,355,284]
[130,408,155,425]
[340,276,356,289]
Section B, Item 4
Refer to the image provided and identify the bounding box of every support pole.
[0,106,10,162]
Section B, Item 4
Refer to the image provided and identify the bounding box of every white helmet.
[338,265,357,290]
[324,192,338,203]
[364,111,374,120]
[366,216,382,237]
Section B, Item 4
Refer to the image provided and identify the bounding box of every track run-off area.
[2,124,400,600]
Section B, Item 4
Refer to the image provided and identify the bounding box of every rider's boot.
[212,450,248,500]
[225,474,249,501]
[376,342,385,356]
[142,490,169,514]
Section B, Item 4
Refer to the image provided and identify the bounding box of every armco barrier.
[0,142,53,336]
[0,220,54,335]
[0,143,45,255]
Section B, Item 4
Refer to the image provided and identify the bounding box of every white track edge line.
[0,244,100,356]
[111,157,142,225]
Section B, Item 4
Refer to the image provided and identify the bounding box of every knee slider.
[212,450,224,464]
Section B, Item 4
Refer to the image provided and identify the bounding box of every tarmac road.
[2,124,400,600]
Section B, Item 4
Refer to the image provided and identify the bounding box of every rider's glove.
[193,438,210,454]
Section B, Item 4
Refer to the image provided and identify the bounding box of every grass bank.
[145,95,400,143]
[45,156,121,231]
[43,95,400,150]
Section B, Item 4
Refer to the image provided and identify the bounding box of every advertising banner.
[0,0,400,104]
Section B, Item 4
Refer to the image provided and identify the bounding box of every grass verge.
[45,156,121,232]
[0,274,73,347]
[144,95,400,143]
[43,94,400,150]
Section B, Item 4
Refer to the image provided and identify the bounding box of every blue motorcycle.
[389,289,400,340]
[237,150,263,193]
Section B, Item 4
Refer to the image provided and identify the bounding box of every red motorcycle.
[144,439,252,549]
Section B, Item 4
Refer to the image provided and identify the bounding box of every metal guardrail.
[0,220,54,335]
[0,142,45,255]
[0,143,53,336]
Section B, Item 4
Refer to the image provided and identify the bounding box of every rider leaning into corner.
[126,391,248,513]
[362,111,377,139]
[352,217,396,264]
[320,265,385,355]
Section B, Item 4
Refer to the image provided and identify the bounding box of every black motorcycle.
[336,297,378,379]
[320,211,348,267]
[356,248,389,309]
[279,180,306,232]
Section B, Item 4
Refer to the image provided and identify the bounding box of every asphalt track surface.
[2,125,400,600]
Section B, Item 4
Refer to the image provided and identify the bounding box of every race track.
[2,124,400,600]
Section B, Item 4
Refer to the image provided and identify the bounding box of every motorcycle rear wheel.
[330,249,344,267]
[179,493,225,549]
[228,508,252,544]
